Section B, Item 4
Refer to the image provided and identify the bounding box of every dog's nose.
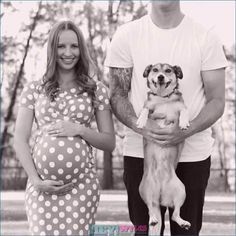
[158,75,165,84]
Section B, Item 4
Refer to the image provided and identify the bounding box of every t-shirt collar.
[147,13,187,33]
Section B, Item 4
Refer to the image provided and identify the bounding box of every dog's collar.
[149,86,179,98]
[163,87,179,98]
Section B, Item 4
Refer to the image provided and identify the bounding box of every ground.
[1,190,235,235]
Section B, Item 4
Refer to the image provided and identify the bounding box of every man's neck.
[150,5,184,29]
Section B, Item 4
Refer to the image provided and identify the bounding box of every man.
[105,1,227,235]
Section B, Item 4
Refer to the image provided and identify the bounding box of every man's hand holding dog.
[142,118,190,146]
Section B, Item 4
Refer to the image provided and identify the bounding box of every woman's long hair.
[42,20,97,101]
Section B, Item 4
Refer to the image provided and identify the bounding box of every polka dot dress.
[19,81,110,236]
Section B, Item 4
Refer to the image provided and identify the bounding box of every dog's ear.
[143,64,153,78]
[173,66,183,79]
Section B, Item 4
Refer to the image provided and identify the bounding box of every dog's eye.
[153,68,158,72]
[165,69,172,73]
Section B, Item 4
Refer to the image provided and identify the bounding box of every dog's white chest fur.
[150,95,182,127]
[137,93,189,129]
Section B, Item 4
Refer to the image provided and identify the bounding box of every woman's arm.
[14,107,74,194]
[87,109,115,152]
[47,109,116,152]
[14,108,42,184]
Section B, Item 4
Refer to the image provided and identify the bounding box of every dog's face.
[143,63,183,97]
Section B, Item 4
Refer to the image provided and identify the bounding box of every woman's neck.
[57,70,76,88]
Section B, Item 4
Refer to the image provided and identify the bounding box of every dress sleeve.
[19,81,39,110]
[94,82,111,111]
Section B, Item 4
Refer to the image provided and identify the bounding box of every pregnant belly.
[33,134,93,183]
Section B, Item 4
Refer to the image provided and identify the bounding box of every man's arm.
[109,67,139,132]
[153,68,226,146]
[109,67,169,141]
[189,68,225,133]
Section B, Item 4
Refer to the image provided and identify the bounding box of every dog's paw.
[180,220,191,230]
[179,110,190,130]
[179,118,190,130]
[149,224,160,236]
[149,215,158,226]
[174,217,191,230]
[136,108,149,128]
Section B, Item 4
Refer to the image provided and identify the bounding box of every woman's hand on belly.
[47,121,84,137]
[33,179,74,195]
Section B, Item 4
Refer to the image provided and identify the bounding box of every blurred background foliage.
[1,1,235,191]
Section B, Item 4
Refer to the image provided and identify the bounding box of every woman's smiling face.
[56,29,80,72]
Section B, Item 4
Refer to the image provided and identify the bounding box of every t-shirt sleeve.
[94,82,111,111]
[201,28,228,71]
[19,81,38,110]
[104,25,133,68]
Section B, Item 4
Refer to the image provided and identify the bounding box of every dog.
[137,63,191,234]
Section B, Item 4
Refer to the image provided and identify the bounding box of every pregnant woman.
[14,20,115,236]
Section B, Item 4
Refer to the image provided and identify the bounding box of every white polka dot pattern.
[21,80,107,235]
[95,82,111,111]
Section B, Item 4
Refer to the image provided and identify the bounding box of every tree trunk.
[1,1,42,154]
[97,1,123,189]
[102,151,113,189]
[99,1,123,189]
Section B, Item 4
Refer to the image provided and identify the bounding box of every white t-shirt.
[105,14,228,162]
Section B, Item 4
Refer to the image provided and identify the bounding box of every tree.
[1,1,43,154]
[1,1,170,190]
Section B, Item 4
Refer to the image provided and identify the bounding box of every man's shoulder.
[183,16,220,48]
[185,16,214,35]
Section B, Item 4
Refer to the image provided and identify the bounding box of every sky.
[181,1,235,47]
[2,1,235,47]
[2,1,235,80]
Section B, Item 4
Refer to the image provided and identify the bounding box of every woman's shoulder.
[94,81,110,110]
[20,80,43,108]
[95,81,109,93]
[23,80,43,93]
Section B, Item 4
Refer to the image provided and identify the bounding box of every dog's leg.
[167,147,191,230]
[140,174,160,235]
[148,144,164,235]
[140,141,162,231]
[137,107,149,128]
[139,170,155,216]
[139,140,157,227]
[172,206,191,230]
[173,142,184,169]
[137,99,157,128]
[179,108,190,130]
[148,182,161,227]
[149,199,162,236]
[171,178,191,230]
